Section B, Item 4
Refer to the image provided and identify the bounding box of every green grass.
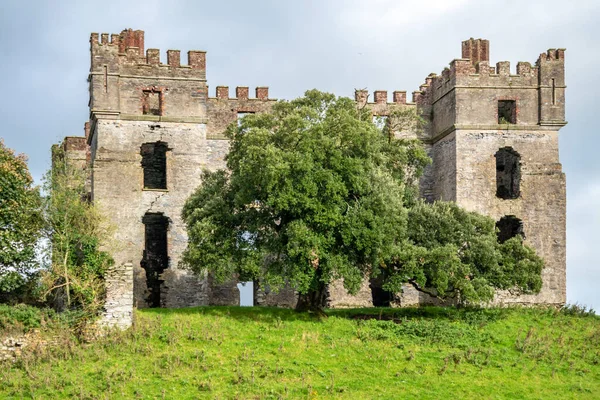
[1,305,599,399]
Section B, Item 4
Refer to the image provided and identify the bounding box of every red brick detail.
[236,87,249,100]
[167,50,180,67]
[393,91,407,104]
[355,89,368,102]
[256,87,269,100]
[451,59,476,75]
[140,86,166,116]
[462,38,490,67]
[63,137,87,151]
[412,91,422,104]
[216,86,229,99]
[188,51,206,69]
[374,90,387,104]
[119,29,145,56]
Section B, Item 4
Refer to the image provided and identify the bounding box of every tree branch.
[408,279,446,302]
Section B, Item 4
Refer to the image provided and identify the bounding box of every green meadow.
[1,305,599,399]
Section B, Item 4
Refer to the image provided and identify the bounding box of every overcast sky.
[1,0,598,310]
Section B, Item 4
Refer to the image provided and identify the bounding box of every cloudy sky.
[1,0,598,309]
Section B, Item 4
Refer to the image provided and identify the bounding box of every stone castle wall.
[57,30,567,326]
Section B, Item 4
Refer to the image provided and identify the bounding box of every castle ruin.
[59,29,567,327]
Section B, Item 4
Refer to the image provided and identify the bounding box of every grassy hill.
[1,305,599,399]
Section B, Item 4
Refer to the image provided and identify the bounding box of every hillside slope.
[1,306,599,399]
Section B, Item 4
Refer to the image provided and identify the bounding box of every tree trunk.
[295,282,329,314]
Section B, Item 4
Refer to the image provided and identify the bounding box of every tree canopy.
[0,139,43,294]
[182,90,544,309]
[384,201,543,304]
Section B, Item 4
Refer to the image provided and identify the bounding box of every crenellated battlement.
[205,86,276,139]
[537,48,566,64]
[354,89,413,106]
[88,29,209,123]
[209,86,271,100]
[411,38,567,140]
[419,44,566,109]
[90,29,206,78]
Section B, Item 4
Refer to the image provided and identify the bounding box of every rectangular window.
[498,100,516,124]
[142,90,162,116]
[141,142,168,190]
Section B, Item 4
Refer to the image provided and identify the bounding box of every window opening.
[141,213,169,307]
[498,100,516,124]
[496,215,524,243]
[495,147,521,199]
[237,111,255,127]
[142,89,162,116]
[370,275,393,307]
[141,142,168,190]
[372,115,388,130]
[237,281,254,306]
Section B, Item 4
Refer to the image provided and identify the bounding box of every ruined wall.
[61,31,567,323]
[206,86,276,139]
[455,129,566,304]
[91,120,228,311]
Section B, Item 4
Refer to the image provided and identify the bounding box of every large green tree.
[0,139,43,295]
[182,90,544,310]
[182,90,429,309]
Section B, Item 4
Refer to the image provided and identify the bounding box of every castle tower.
[418,39,567,305]
[86,30,279,326]
[87,29,214,326]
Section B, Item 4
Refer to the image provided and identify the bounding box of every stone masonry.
[58,30,566,327]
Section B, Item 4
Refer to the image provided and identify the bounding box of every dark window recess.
[370,275,394,307]
[495,147,521,199]
[141,142,168,189]
[141,213,169,308]
[496,215,524,243]
[142,90,161,116]
[498,100,516,124]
